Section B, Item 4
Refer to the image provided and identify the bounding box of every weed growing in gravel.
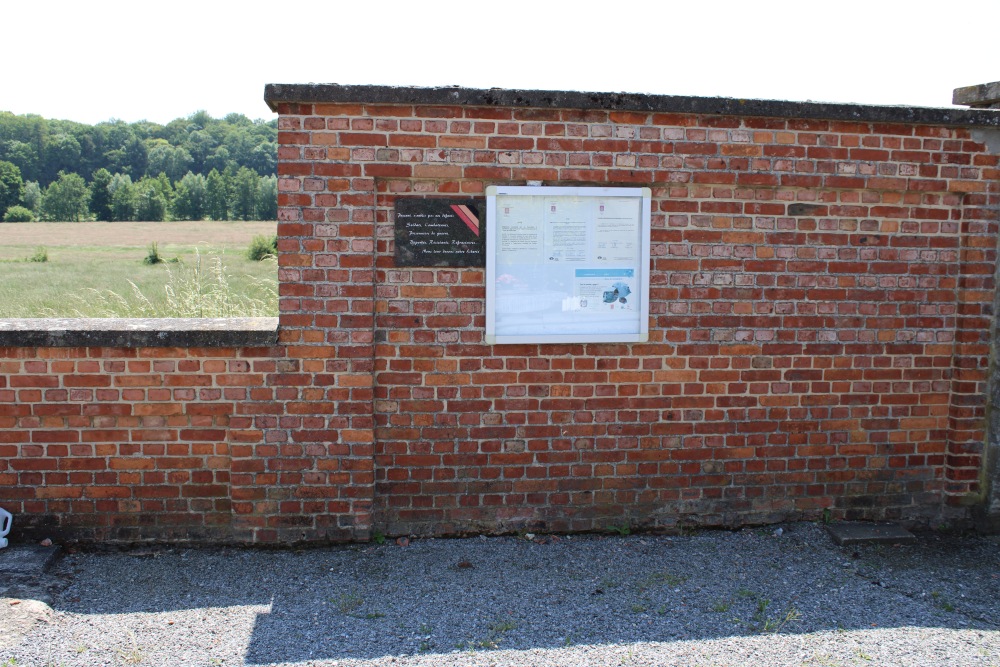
[755,598,771,617]
[600,576,620,590]
[711,598,733,612]
[609,522,631,536]
[415,622,435,653]
[459,616,518,650]
[116,647,143,664]
[730,590,801,634]
[931,592,956,612]
[638,571,688,590]
[333,592,364,614]
[762,606,801,633]
[488,618,517,634]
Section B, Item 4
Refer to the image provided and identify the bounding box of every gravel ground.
[2,522,999,666]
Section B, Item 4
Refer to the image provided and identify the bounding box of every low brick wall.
[2,85,1000,543]
[0,320,278,542]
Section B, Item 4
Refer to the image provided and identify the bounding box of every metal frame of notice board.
[485,185,652,344]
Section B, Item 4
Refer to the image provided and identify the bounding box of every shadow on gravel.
[49,524,1000,665]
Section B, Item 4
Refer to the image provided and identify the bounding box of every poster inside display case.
[485,186,651,344]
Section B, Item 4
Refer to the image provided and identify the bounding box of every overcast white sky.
[6,0,999,125]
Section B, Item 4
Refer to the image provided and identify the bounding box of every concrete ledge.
[954,81,1000,108]
[265,83,1000,128]
[0,318,279,348]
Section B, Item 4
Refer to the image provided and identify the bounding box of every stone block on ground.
[826,522,917,546]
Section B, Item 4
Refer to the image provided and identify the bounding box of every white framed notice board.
[485,185,652,344]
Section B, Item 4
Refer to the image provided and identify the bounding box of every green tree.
[3,205,34,222]
[205,145,233,174]
[124,136,148,176]
[223,125,256,168]
[95,120,134,154]
[256,174,277,220]
[42,133,82,184]
[172,171,207,220]
[205,168,230,220]
[2,110,277,202]
[231,167,259,220]
[21,181,42,214]
[0,140,39,183]
[134,177,168,221]
[154,172,174,199]
[40,171,89,221]
[106,136,148,176]
[146,141,172,177]
[0,113,46,182]
[248,141,277,176]
[0,160,24,218]
[170,147,194,181]
[109,173,136,221]
[147,142,193,182]
[189,109,214,129]
[89,168,113,221]
[182,129,215,174]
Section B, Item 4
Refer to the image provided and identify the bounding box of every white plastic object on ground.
[0,507,12,548]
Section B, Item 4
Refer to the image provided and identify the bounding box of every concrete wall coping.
[954,81,1000,108]
[264,83,1000,128]
[0,318,279,348]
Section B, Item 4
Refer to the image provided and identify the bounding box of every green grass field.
[0,221,278,317]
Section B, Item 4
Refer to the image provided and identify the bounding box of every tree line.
[0,110,278,222]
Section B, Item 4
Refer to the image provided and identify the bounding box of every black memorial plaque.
[394,198,485,267]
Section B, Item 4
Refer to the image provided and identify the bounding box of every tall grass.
[51,250,277,318]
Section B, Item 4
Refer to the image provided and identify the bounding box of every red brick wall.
[0,340,375,543]
[274,100,999,536]
[0,346,262,541]
[2,91,998,543]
